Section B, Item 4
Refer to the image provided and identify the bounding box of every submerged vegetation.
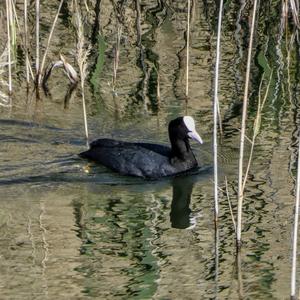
[1,0,300,298]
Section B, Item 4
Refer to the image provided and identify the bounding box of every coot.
[79,116,203,179]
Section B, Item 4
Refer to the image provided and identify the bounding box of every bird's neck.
[170,139,192,160]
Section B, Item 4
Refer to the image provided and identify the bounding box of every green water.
[0,0,299,299]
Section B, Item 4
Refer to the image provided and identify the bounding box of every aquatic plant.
[38,0,65,86]
[212,0,224,222]
[186,0,190,99]
[73,0,91,147]
[5,0,12,95]
[35,0,40,87]
[236,0,259,248]
[291,123,300,299]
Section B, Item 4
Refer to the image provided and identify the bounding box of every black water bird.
[79,116,203,179]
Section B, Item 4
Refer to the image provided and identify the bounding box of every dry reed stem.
[289,0,300,28]
[291,127,300,298]
[74,0,90,147]
[213,0,224,221]
[113,25,122,91]
[35,0,40,83]
[237,0,259,247]
[24,0,30,84]
[6,0,12,95]
[185,0,190,98]
[10,0,34,80]
[39,0,64,85]
[42,55,78,87]
[9,0,16,55]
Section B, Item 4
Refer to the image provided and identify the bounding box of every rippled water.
[0,0,299,299]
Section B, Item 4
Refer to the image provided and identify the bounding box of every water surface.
[0,0,299,299]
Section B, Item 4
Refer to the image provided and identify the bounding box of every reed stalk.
[112,25,121,91]
[74,0,90,147]
[24,0,30,85]
[185,0,190,98]
[39,0,64,85]
[236,0,258,248]
[9,0,16,59]
[156,69,161,107]
[5,0,12,95]
[35,0,40,85]
[213,0,224,222]
[289,0,300,28]
[291,129,300,299]
[8,0,34,82]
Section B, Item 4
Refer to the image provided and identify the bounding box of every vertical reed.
[24,0,30,86]
[236,0,258,247]
[35,0,40,85]
[6,0,12,95]
[290,0,300,296]
[291,131,300,299]
[185,0,190,98]
[74,0,90,147]
[213,0,224,222]
[39,0,64,85]
[9,0,16,56]
[112,25,121,91]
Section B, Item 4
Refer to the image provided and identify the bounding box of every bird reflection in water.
[170,176,199,229]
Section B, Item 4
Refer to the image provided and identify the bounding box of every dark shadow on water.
[170,176,195,229]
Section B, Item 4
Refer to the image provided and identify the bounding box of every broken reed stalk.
[185,0,190,98]
[24,0,30,85]
[236,0,258,248]
[5,0,12,95]
[213,0,224,221]
[74,0,90,147]
[35,0,40,85]
[39,0,64,85]
[291,129,300,299]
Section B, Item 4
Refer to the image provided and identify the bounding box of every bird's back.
[80,138,178,178]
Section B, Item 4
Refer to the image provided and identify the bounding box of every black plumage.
[79,116,203,179]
